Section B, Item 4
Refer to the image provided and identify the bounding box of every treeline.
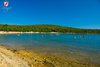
[0,24,100,34]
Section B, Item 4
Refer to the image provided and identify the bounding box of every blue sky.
[0,0,100,29]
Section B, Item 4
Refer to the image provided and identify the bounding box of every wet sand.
[0,45,100,67]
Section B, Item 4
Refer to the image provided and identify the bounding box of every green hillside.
[0,24,100,34]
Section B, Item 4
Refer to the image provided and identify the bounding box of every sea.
[0,33,100,63]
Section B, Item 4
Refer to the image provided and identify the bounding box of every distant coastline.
[0,31,60,34]
[0,24,100,34]
[0,31,99,34]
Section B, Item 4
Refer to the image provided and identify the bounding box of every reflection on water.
[0,34,100,63]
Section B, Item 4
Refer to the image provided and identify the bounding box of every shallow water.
[0,34,100,64]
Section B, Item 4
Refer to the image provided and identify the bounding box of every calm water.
[0,34,100,58]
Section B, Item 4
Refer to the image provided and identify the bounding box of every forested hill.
[0,24,100,34]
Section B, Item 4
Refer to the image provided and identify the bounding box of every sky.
[0,0,100,29]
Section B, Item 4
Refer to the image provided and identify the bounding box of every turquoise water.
[0,34,100,52]
[0,34,100,57]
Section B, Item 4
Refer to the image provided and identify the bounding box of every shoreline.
[0,31,99,34]
[0,45,99,67]
[0,31,79,34]
[0,31,60,34]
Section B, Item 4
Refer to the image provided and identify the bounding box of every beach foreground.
[0,46,99,67]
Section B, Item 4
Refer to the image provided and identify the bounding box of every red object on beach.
[4,1,9,7]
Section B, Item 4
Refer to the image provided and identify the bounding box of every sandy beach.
[0,46,29,67]
[0,45,99,67]
[0,31,59,34]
